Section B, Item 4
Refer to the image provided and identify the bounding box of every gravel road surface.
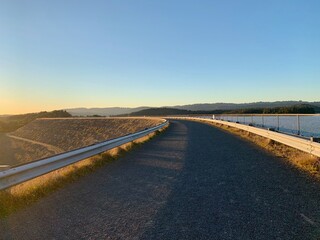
[1,120,320,239]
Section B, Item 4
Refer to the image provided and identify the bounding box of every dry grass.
[0,134,57,166]
[194,120,320,178]
[12,118,162,151]
[0,124,168,218]
[2,118,162,166]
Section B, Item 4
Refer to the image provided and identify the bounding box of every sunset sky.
[1,0,320,114]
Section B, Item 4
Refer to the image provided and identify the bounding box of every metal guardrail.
[214,114,320,137]
[0,120,169,190]
[174,117,320,158]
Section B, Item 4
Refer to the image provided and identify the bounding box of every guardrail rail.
[174,117,320,158]
[215,113,320,138]
[0,120,169,190]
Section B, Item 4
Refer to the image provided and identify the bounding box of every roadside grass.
[0,125,168,218]
[195,120,320,178]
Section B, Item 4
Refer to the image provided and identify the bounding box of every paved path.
[1,120,320,239]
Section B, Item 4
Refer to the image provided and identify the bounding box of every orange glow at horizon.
[0,101,59,115]
[0,96,68,115]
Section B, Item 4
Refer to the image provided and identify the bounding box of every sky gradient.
[1,0,320,114]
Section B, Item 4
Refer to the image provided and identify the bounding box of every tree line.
[117,104,317,117]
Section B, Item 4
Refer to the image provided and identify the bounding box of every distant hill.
[0,110,71,133]
[171,101,320,111]
[65,101,320,116]
[65,107,149,116]
[117,108,191,116]
[116,108,224,117]
[226,104,316,114]
[119,104,319,117]
[314,105,320,113]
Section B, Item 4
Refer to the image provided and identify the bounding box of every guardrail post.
[277,115,280,131]
[262,115,264,128]
[297,115,301,135]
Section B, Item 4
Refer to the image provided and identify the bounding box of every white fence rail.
[214,113,320,138]
[0,120,168,190]
[175,117,320,158]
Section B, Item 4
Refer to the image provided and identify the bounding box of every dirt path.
[6,134,63,155]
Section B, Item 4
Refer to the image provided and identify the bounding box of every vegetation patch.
[0,124,168,218]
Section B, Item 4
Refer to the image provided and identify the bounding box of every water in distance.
[217,115,320,138]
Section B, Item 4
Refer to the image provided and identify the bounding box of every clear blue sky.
[1,0,319,114]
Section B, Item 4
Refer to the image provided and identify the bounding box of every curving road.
[1,120,320,239]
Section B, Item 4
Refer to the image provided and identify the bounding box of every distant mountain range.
[116,108,220,117]
[65,101,320,116]
[170,101,320,111]
[118,104,318,116]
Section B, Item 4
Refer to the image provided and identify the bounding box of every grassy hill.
[65,107,149,116]
[0,110,71,133]
[1,118,162,166]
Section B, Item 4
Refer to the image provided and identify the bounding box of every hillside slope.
[1,118,162,166]
[11,118,162,152]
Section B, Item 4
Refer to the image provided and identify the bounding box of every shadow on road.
[139,120,320,240]
[1,120,320,240]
